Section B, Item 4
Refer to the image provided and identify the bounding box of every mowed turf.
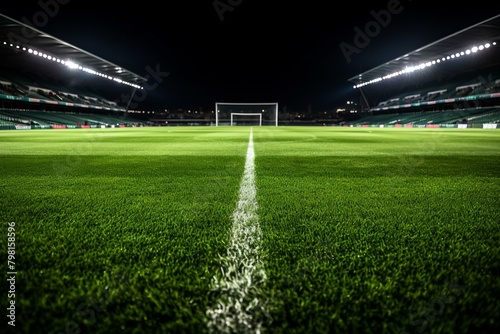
[0,127,249,334]
[0,126,499,334]
[253,127,500,334]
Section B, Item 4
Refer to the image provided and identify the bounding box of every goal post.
[215,102,278,126]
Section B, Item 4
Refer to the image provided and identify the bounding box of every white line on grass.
[206,128,268,334]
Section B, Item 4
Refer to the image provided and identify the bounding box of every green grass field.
[1,126,499,334]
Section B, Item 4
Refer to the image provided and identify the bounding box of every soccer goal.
[215,102,278,126]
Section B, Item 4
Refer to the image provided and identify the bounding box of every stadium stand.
[346,14,500,129]
[0,13,150,130]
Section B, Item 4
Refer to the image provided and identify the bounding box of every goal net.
[215,102,278,126]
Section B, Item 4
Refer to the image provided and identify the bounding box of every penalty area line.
[205,127,268,333]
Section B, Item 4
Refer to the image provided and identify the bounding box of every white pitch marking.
[206,128,268,334]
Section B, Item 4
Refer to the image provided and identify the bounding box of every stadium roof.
[0,12,147,86]
[348,13,500,87]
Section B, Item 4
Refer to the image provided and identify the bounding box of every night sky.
[1,1,497,112]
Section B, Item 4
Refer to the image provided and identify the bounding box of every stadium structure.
[0,13,149,130]
[1,13,500,128]
[345,13,500,129]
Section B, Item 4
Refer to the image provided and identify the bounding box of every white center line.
[206,128,268,334]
